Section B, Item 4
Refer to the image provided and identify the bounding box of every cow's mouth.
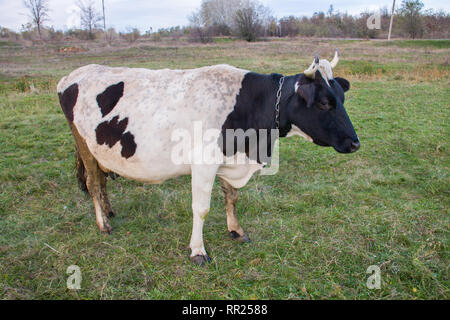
[313,139,329,147]
[333,140,360,154]
[313,138,360,154]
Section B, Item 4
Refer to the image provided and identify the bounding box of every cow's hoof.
[100,224,112,234]
[190,254,211,266]
[108,211,115,218]
[229,231,251,243]
[108,172,119,180]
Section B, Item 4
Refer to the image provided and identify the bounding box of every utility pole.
[102,0,106,30]
[388,0,395,41]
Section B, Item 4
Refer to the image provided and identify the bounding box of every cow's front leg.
[219,178,250,243]
[189,165,218,266]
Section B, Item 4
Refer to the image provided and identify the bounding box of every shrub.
[105,28,118,45]
[189,27,213,43]
[120,28,141,44]
[0,26,20,40]
[398,0,425,39]
[235,7,263,42]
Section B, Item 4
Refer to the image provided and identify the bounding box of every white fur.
[304,58,335,85]
[318,59,334,82]
[57,64,250,181]
[287,124,313,142]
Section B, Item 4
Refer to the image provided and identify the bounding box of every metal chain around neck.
[275,76,285,129]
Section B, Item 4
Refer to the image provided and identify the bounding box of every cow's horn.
[330,49,340,69]
[304,54,320,78]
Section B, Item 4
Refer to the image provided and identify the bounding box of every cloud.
[0,1,28,30]
[103,0,201,31]
[264,0,449,17]
[65,5,80,29]
[0,0,449,32]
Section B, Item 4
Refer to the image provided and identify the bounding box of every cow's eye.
[317,99,331,110]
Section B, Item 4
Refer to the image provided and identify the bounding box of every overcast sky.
[1,0,449,32]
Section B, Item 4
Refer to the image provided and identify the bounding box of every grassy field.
[0,38,448,299]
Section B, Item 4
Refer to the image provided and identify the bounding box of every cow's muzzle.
[350,140,360,153]
[334,138,361,154]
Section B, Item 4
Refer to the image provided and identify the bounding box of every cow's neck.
[221,72,296,135]
[220,72,297,164]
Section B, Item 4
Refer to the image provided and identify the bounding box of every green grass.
[213,37,237,44]
[340,60,387,76]
[0,39,449,300]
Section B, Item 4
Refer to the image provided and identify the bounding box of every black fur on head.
[288,71,359,153]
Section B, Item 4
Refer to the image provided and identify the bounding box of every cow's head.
[287,50,360,153]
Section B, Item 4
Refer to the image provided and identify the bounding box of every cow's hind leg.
[97,162,115,218]
[71,125,113,233]
[219,178,250,243]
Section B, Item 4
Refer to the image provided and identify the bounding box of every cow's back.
[57,64,248,182]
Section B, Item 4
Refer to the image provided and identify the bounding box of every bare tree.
[105,27,117,45]
[279,16,300,37]
[192,0,270,30]
[191,0,271,40]
[399,0,424,39]
[23,0,49,39]
[235,1,272,41]
[235,5,262,42]
[120,27,140,44]
[197,0,242,27]
[77,0,102,40]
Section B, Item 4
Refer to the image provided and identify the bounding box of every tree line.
[188,0,449,41]
[0,0,448,43]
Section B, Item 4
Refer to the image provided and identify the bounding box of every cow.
[57,50,360,266]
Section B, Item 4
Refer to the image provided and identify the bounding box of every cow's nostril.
[351,141,360,152]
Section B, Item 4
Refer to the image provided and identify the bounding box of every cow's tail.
[75,149,88,194]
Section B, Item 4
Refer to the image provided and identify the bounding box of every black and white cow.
[57,51,360,265]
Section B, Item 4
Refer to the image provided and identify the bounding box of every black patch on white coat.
[220,72,293,164]
[120,132,137,159]
[96,116,128,148]
[96,82,125,117]
[58,83,79,122]
[95,116,137,159]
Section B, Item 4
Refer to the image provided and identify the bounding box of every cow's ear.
[297,83,316,108]
[334,77,350,92]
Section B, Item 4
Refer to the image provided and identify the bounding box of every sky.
[1,0,449,33]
